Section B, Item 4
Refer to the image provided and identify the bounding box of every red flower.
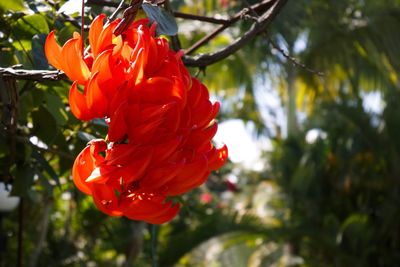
[45,15,190,121]
[46,15,228,223]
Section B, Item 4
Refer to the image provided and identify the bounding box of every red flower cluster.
[45,15,228,224]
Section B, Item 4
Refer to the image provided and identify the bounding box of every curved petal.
[85,165,115,184]
[44,31,63,70]
[91,49,114,84]
[62,35,90,83]
[91,183,123,216]
[140,162,182,191]
[105,143,138,165]
[165,155,209,196]
[185,123,218,149]
[129,118,164,144]
[207,144,228,171]
[86,72,108,118]
[72,145,94,195]
[152,137,182,164]
[138,77,183,105]
[187,78,202,107]
[93,18,119,57]
[89,14,106,57]
[118,151,153,184]
[121,195,179,224]
[145,201,180,224]
[108,102,128,142]
[126,48,145,87]
[69,82,91,121]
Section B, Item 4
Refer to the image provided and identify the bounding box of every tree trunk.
[29,198,53,267]
[122,221,145,267]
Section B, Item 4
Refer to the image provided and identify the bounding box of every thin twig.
[60,13,89,31]
[87,0,163,7]
[81,0,85,52]
[0,0,288,78]
[174,11,229,24]
[87,0,122,8]
[184,0,276,55]
[14,136,75,160]
[106,0,127,25]
[267,36,324,77]
[242,0,324,76]
[87,0,270,26]
[113,0,143,36]
[183,0,288,67]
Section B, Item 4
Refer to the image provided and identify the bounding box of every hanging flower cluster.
[45,14,228,224]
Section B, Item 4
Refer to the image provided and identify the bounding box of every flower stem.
[151,224,158,267]
[81,0,85,53]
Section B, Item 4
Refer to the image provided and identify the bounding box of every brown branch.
[86,0,164,7]
[267,36,324,77]
[183,0,288,67]
[60,13,89,31]
[86,0,269,26]
[0,0,288,79]
[0,77,18,184]
[184,0,276,55]
[173,11,229,24]
[86,0,122,8]
[114,0,144,36]
[14,136,75,160]
[81,0,85,52]
[106,0,127,24]
[0,67,66,81]
[242,0,324,77]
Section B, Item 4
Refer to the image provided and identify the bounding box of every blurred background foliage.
[1,0,400,266]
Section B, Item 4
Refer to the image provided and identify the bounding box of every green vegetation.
[1,0,400,266]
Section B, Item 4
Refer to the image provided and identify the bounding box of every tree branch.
[0,67,66,81]
[0,0,288,80]
[173,11,229,24]
[183,0,288,67]
[114,0,144,36]
[184,0,276,55]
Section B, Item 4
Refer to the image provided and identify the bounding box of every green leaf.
[12,14,49,41]
[32,34,49,69]
[31,88,45,107]
[0,0,25,12]
[56,22,79,44]
[13,40,32,53]
[78,131,96,142]
[45,93,68,126]
[10,164,35,198]
[32,149,61,187]
[31,105,58,144]
[0,48,16,67]
[18,92,33,122]
[142,3,178,36]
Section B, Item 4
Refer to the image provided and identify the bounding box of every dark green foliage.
[1,0,400,267]
[271,91,400,266]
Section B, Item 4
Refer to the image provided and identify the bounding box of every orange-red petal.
[69,82,91,121]
[72,145,94,195]
[44,31,63,70]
